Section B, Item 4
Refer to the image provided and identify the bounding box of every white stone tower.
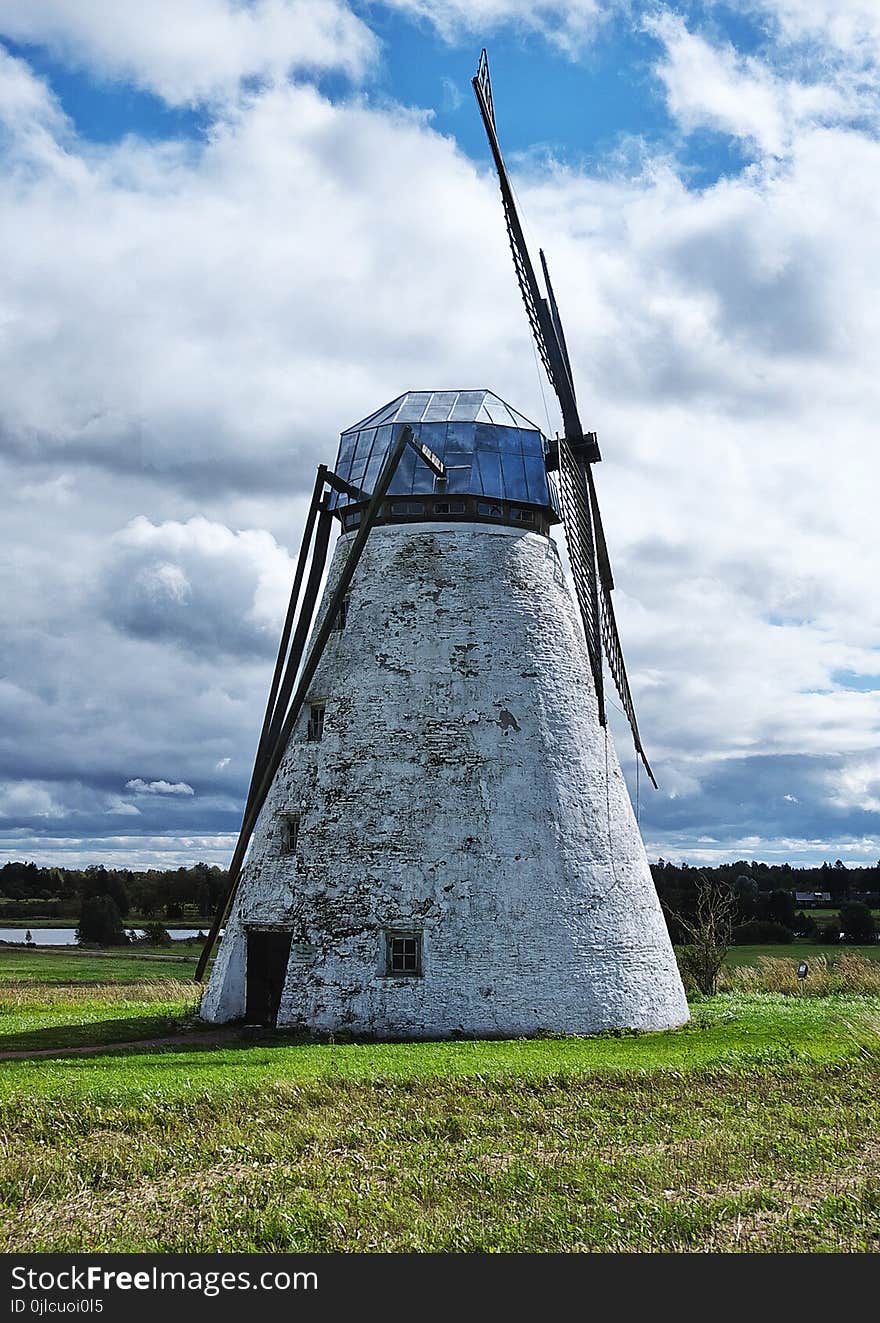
[200,390,688,1037]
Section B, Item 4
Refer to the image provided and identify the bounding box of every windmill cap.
[332,389,556,514]
[343,389,542,434]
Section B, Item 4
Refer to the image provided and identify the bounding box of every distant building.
[794,891,832,907]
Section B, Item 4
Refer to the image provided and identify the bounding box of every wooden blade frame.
[473,50,583,446]
[557,436,604,725]
[195,424,428,982]
[473,47,657,786]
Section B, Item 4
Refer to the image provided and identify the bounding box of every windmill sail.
[473,48,656,786]
[556,437,604,724]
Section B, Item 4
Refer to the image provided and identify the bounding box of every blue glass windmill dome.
[331,390,560,529]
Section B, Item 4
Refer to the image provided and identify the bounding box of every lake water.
[0,927,206,947]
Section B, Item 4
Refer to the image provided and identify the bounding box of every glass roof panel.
[395,392,432,423]
[476,449,502,495]
[423,391,458,421]
[445,463,473,493]
[523,453,549,504]
[450,390,487,421]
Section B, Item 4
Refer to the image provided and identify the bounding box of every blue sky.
[1,0,879,870]
[4,4,766,175]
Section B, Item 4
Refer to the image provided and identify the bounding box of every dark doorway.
[245,929,292,1026]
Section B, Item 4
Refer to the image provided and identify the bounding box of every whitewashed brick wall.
[201,522,689,1036]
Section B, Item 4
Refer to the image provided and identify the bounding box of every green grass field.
[0,948,199,984]
[1,946,878,1252]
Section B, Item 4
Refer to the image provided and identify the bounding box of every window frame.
[384,929,423,978]
[279,812,300,855]
[306,702,326,743]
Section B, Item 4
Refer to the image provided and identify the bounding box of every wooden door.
[245,929,292,1026]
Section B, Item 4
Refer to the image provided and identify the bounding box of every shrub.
[732,920,794,945]
[76,894,128,946]
[792,911,818,938]
[139,921,172,946]
[839,901,877,944]
[670,875,736,994]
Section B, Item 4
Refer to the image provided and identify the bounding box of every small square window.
[386,930,422,977]
[307,704,325,742]
[279,813,300,854]
[332,598,349,632]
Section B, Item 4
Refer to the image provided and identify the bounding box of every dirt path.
[0,1027,240,1062]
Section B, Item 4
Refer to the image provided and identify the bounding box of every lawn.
[0,947,200,984]
[726,942,880,967]
[0,992,878,1251]
[1,951,878,1252]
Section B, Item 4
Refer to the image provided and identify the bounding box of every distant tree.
[816,919,841,945]
[76,895,127,947]
[732,920,794,945]
[765,889,796,930]
[81,867,130,918]
[792,911,818,939]
[140,921,172,946]
[670,873,736,995]
[838,902,876,945]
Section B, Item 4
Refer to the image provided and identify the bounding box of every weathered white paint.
[201,521,689,1036]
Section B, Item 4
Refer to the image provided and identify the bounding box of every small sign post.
[797,960,809,993]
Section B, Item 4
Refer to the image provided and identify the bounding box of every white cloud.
[102,516,296,658]
[0,833,238,869]
[124,779,195,797]
[741,0,880,64]
[0,781,66,819]
[827,759,880,814]
[376,1,606,55]
[647,11,865,156]
[0,0,377,106]
[0,76,518,491]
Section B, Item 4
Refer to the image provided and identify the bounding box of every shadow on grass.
[0,1013,194,1055]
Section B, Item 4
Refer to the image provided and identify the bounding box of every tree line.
[0,860,228,921]
[652,858,879,946]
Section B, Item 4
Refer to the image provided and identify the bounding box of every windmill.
[197,53,687,1037]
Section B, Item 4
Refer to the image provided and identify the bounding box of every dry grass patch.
[719,953,880,996]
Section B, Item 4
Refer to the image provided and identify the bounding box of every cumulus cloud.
[827,758,880,814]
[124,779,195,797]
[739,0,880,65]
[377,0,606,55]
[0,0,377,105]
[647,10,866,156]
[0,73,521,495]
[101,516,296,659]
